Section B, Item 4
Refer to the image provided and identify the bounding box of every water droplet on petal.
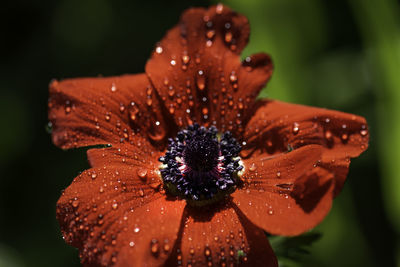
[137,168,148,180]
[155,46,163,54]
[360,129,368,136]
[225,31,233,43]
[72,199,79,208]
[292,122,299,135]
[204,246,211,257]
[151,239,159,255]
[325,130,333,140]
[216,3,224,14]
[110,83,117,92]
[249,163,257,172]
[196,70,206,91]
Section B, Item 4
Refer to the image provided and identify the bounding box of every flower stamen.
[159,124,242,205]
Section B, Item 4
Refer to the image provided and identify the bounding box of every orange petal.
[48,73,169,150]
[233,145,335,236]
[242,100,369,196]
[165,201,277,267]
[57,164,186,267]
[145,4,273,134]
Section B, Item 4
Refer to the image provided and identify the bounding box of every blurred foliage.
[0,0,399,266]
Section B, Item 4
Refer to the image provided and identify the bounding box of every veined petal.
[48,73,169,150]
[234,145,335,236]
[164,201,277,267]
[145,4,273,135]
[57,164,186,267]
[242,100,369,196]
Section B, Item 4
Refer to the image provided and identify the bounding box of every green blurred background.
[1,0,399,266]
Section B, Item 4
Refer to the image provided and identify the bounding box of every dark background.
[1,0,399,266]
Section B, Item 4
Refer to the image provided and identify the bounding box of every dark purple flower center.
[159,124,242,204]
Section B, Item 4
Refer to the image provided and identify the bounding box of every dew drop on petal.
[150,239,159,255]
[155,46,163,54]
[360,128,368,136]
[248,163,257,172]
[292,122,299,135]
[110,83,117,92]
[325,130,333,140]
[72,199,79,208]
[196,70,206,91]
[137,168,148,180]
[204,246,211,257]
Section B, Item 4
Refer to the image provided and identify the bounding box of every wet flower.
[49,4,369,267]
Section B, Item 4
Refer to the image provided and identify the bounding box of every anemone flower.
[49,4,369,267]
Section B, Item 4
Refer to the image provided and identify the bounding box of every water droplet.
[46,121,53,134]
[196,70,206,91]
[163,241,170,253]
[268,209,274,215]
[112,203,118,210]
[155,46,163,54]
[137,168,148,180]
[105,112,111,121]
[72,199,79,208]
[216,3,224,14]
[292,122,299,135]
[139,188,144,197]
[249,163,257,172]
[151,239,159,255]
[91,173,97,179]
[129,241,135,247]
[110,83,117,92]
[170,59,176,66]
[276,171,281,177]
[360,129,368,136]
[325,130,333,140]
[134,227,140,233]
[204,246,211,257]
[206,29,215,39]
[65,106,71,114]
[182,54,190,64]
[225,31,233,43]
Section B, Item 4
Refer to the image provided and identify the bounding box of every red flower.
[49,4,368,267]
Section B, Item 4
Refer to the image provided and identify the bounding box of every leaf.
[268,231,322,261]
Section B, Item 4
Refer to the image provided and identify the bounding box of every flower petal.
[242,100,369,196]
[56,148,186,266]
[164,201,277,267]
[145,4,273,134]
[48,73,169,149]
[233,145,335,236]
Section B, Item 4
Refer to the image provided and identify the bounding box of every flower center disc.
[159,124,243,206]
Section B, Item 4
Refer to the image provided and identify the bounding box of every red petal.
[165,201,277,267]
[233,145,335,236]
[48,73,169,149]
[243,100,369,196]
[57,163,186,267]
[145,4,272,134]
